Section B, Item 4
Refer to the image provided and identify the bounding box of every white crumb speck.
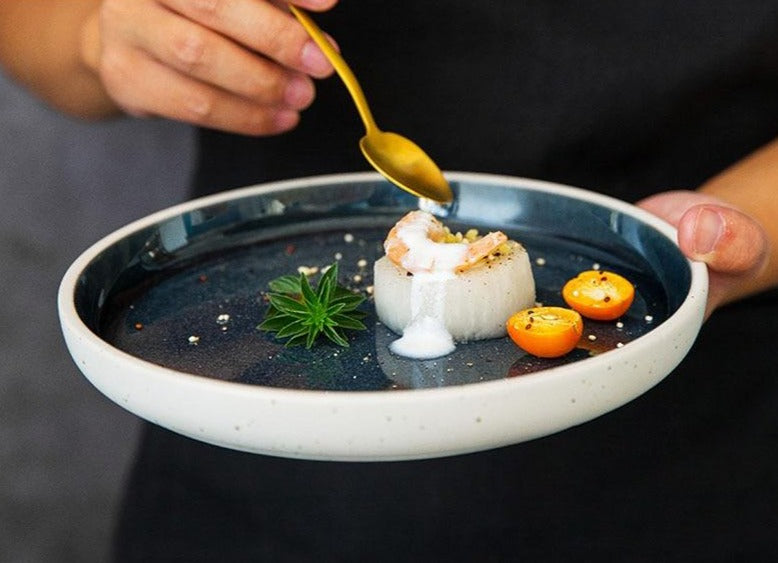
[297,265,319,276]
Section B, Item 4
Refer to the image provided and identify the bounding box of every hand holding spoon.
[289,6,453,203]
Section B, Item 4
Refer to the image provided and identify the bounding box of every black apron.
[114,2,778,560]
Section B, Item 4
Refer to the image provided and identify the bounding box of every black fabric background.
[116,2,778,560]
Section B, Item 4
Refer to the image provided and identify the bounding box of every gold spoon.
[289,6,453,203]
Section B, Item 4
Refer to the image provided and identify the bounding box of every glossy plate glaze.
[58,172,707,461]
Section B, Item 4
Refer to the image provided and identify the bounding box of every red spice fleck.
[134,323,143,331]
[198,274,208,283]
[285,244,296,255]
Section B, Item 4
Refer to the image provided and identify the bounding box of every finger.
[637,189,729,226]
[677,204,769,275]
[100,46,300,135]
[285,0,340,10]
[159,0,334,77]
[638,190,770,317]
[127,4,315,109]
[640,190,769,274]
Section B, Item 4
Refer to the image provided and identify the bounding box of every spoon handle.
[289,5,379,134]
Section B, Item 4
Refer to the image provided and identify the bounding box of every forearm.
[0,1,119,119]
[698,138,778,299]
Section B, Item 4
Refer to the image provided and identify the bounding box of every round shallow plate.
[58,172,707,461]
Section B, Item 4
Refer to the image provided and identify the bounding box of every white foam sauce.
[396,216,467,274]
[389,216,467,359]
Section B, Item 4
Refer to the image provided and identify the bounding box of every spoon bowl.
[290,6,453,203]
[358,132,452,200]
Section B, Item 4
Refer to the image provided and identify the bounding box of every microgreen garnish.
[259,263,366,348]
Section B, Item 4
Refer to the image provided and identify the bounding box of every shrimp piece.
[455,231,508,272]
[384,211,508,273]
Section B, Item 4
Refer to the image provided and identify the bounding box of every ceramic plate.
[58,172,707,461]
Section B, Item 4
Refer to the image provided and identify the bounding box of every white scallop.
[374,243,536,342]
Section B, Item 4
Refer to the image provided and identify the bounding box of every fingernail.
[274,110,300,132]
[284,75,313,108]
[693,207,724,255]
[300,40,331,75]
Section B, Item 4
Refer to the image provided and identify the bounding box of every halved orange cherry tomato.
[507,306,583,358]
[562,270,635,321]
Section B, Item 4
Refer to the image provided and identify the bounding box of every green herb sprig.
[259,262,367,348]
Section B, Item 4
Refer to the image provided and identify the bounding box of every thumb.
[639,190,768,275]
[677,204,768,275]
[638,190,770,316]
